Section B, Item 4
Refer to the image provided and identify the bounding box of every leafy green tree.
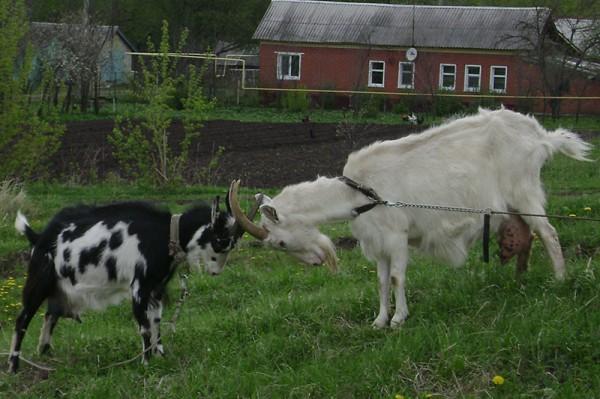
[109,20,214,185]
[0,0,63,180]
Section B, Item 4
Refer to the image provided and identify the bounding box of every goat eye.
[279,241,286,248]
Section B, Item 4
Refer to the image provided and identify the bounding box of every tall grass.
[0,140,598,398]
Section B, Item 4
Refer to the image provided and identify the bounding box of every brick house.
[253,0,600,114]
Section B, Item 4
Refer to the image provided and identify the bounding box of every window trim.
[276,52,302,80]
[368,60,385,88]
[398,61,415,89]
[439,63,457,91]
[490,65,508,93]
[464,64,481,92]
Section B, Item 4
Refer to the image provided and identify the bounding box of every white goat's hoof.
[154,345,165,356]
[372,317,389,329]
[390,314,408,329]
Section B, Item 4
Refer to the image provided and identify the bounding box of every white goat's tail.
[15,211,39,246]
[547,128,593,161]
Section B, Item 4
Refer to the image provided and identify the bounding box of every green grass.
[53,101,600,131]
[0,141,599,398]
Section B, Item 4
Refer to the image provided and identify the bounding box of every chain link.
[383,200,492,215]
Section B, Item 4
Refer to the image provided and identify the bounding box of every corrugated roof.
[253,0,549,50]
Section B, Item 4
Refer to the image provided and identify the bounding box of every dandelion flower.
[584,207,592,212]
[394,395,405,399]
[492,375,505,385]
[569,214,577,218]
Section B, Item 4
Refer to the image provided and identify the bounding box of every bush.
[280,89,309,113]
[432,90,465,117]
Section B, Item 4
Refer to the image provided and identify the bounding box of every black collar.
[338,176,386,216]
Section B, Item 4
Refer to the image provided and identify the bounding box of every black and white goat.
[229,108,592,329]
[8,197,245,373]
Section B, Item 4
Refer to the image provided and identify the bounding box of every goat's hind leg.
[8,284,48,372]
[37,298,63,355]
[525,215,566,280]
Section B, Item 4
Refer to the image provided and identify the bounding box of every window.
[464,65,481,92]
[439,64,456,90]
[277,52,301,80]
[398,62,414,89]
[369,60,385,87]
[490,66,507,93]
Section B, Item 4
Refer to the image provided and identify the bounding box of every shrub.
[280,88,309,113]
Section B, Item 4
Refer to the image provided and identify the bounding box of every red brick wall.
[258,42,600,114]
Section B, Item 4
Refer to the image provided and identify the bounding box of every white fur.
[55,221,146,314]
[255,108,592,328]
[14,211,29,235]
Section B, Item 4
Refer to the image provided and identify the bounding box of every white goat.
[229,108,592,328]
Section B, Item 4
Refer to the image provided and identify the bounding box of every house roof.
[253,0,549,51]
[30,22,136,52]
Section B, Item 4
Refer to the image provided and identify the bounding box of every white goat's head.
[228,180,337,271]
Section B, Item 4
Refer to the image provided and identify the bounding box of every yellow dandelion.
[569,214,577,218]
[492,375,505,385]
[394,395,405,399]
[584,207,592,212]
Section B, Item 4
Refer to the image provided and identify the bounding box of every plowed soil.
[53,119,423,188]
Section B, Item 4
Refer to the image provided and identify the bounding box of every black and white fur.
[8,197,239,373]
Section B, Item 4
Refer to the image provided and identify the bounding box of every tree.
[0,0,63,180]
[109,21,214,185]
[505,1,600,118]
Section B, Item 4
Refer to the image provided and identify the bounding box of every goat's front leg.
[132,283,152,365]
[372,260,391,329]
[389,239,409,328]
[147,298,164,356]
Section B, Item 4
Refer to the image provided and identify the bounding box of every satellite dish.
[406,47,418,61]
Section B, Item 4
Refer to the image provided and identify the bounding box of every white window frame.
[276,52,302,80]
[464,64,481,92]
[368,60,385,88]
[439,63,456,91]
[398,62,415,89]
[490,65,508,93]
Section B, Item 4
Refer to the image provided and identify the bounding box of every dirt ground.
[53,119,423,188]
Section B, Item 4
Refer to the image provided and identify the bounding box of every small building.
[253,0,600,114]
[30,22,136,85]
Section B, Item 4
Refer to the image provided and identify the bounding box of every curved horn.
[228,179,268,240]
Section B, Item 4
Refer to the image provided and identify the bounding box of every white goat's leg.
[372,260,391,329]
[390,240,409,328]
[533,219,565,280]
[147,301,164,356]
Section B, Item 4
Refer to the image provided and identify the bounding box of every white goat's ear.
[255,193,272,206]
[260,204,279,223]
[211,196,220,225]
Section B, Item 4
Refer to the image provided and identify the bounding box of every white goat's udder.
[60,280,131,313]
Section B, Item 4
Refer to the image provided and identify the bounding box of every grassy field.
[0,139,599,398]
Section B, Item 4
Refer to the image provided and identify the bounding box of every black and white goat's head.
[182,196,244,275]
[227,181,337,271]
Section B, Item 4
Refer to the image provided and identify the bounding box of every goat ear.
[260,204,279,223]
[211,196,220,225]
[255,193,272,206]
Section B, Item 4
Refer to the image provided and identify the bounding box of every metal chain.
[381,200,600,222]
[382,200,492,215]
